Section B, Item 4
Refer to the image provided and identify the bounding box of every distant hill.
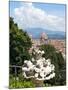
[24,28,65,39]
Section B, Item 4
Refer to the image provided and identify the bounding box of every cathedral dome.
[40,32,48,40]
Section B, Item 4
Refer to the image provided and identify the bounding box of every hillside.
[25,28,65,39]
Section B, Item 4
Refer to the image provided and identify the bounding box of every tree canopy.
[40,44,66,85]
[10,17,32,66]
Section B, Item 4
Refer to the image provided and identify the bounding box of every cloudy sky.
[9,1,66,32]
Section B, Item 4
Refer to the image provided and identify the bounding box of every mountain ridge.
[24,28,65,39]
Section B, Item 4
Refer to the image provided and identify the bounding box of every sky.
[9,1,66,32]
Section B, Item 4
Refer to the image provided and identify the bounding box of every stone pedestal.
[31,78,44,87]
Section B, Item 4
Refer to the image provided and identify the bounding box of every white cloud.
[14,2,65,32]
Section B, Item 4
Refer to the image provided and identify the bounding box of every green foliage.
[9,75,35,88]
[10,17,32,66]
[44,83,51,87]
[40,44,66,86]
[40,44,56,59]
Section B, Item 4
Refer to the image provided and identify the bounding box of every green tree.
[10,17,32,66]
[40,44,66,86]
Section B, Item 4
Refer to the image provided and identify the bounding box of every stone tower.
[40,32,48,44]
